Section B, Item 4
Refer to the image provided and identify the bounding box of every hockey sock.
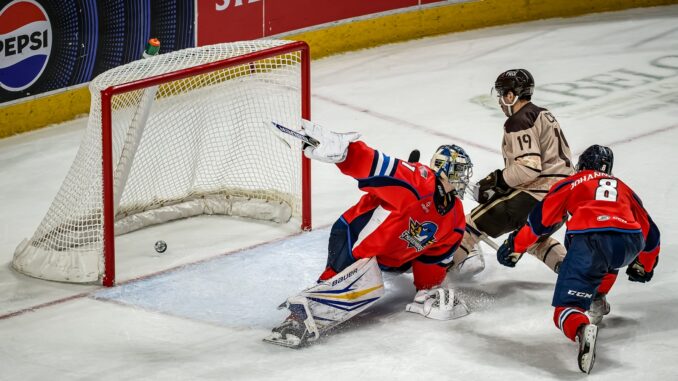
[412,261,447,290]
[554,306,590,341]
[597,272,618,294]
[318,266,338,282]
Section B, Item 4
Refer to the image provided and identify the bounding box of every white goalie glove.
[301,119,360,163]
[405,287,470,320]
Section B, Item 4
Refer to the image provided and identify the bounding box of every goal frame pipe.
[101,41,312,287]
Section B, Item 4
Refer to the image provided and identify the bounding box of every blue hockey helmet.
[577,144,614,174]
[430,144,473,198]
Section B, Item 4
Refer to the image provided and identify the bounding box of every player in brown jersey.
[449,69,574,275]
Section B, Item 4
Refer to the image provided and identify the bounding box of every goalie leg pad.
[265,257,384,347]
[300,257,384,330]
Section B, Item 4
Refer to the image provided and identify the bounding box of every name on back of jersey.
[570,171,610,190]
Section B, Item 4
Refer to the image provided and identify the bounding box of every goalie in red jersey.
[265,120,472,348]
[496,145,661,374]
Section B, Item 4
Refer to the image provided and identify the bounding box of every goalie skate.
[263,296,320,349]
[576,324,598,374]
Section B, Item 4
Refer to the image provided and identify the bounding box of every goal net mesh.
[13,40,305,283]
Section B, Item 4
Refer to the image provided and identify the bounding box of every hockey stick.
[407,149,420,162]
[112,38,161,210]
[271,121,319,147]
[479,234,500,250]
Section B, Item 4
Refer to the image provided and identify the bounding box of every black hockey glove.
[477,169,510,204]
[496,231,523,268]
[626,256,658,283]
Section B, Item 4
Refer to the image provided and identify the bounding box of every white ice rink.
[2,5,678,380]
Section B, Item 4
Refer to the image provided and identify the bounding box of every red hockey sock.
[554,306,590,341]
[597,272,618,295]
[318,266,337,282]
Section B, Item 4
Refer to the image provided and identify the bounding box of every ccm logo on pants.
[568,290,593,298]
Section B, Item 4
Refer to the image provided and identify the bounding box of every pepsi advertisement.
[0,0,194,103]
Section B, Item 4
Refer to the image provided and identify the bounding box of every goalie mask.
[577,144,614,174]
[430,144,473,198]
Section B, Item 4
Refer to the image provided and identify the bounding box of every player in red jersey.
[496,145,661,373]
[265,120,472,348]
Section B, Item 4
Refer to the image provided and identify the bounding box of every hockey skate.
[576,324,598,374]
[588,293,610,325]
[263,296,320,349]
[449,244,485,279]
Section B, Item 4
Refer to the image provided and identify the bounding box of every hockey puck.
[154,240,167,253]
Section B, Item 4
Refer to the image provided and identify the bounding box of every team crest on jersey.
[400,218,437,251]
[0,0,52,91]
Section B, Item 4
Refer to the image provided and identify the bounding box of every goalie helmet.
[576,144,614,174]
[430,144,473,198]
[493,69,535,100]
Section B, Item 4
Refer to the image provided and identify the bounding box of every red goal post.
[13,40,312,287]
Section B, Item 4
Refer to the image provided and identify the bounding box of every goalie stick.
[271,121,319,147]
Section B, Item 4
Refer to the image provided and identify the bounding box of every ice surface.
[1,6,678,380]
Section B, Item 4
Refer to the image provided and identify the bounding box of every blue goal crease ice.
[95,228,331,328]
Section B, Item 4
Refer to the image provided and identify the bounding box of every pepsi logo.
[0,0,52,92]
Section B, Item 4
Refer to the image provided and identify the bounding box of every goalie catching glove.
[405,287,469,320]
[302,119,361,163]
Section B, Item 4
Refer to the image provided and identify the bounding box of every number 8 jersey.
[515,169,660,254]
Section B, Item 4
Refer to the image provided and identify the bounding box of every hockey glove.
[405,287,469,320]
[301,119,360,163]
[626,256,658,283]
[477,169,510,204]
[496,231,524,267]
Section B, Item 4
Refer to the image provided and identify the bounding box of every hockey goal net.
[13,40,311,286]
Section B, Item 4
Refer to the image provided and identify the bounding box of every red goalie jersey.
[331,141,466,290]
[514,170,661,270]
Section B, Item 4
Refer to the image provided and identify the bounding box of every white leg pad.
[285,257,385,334]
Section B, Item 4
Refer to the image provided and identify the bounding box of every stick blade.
[271,121,319,147]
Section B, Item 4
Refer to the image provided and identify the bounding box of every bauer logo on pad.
[0,0,52,91]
